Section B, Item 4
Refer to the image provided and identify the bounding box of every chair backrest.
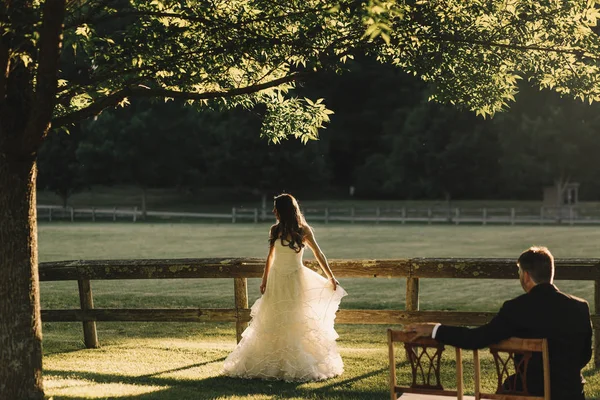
[474,337,550,400]
[387,329,464,400]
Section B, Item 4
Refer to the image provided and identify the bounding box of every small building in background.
[543,182,579,219]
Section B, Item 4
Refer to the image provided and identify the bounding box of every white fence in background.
[37,205,600,225]
[37,205,259,223]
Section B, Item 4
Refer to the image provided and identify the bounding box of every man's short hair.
[517,246,554,284]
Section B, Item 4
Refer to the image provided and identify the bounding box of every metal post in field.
[261,193,267,222]
[232,207,236,224]
[324,208,329,224]
[482,208,487,225]
[133,206,137,222]
[70,207,74,222]
[78,279,99,348]
[376,207,380,224]
[540,207,544,225]
[510,208,515,225]
[427,208,432,225]
[253,208,258,224]
[455,208,460,225]
[113,207,117,222]
[570,207,574,226]
[234,278,249,343]
[401,207,406,224]
[91,207,95,222]
[48,207,52,222]
[351,207,355,224]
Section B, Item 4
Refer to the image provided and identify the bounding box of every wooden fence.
[39,257,600,367]
[37,204,600,225]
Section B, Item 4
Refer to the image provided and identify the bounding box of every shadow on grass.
[138,357,227,378]
[45,364,387,400]
[44,346,88,356]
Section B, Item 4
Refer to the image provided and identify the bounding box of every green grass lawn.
[39,223,600,399]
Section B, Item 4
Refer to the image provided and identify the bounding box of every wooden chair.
[388,329,469,400]
[473,337,550,400]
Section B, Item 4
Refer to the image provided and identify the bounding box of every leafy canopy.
[49,0,364,143]
[9,0,600,142]
[369,0,600,117]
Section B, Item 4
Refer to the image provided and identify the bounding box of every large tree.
[3,1,600,398]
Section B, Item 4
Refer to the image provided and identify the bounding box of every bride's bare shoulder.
[300,224,314,237]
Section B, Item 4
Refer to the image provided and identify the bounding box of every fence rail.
[39,257,600,367]
[38,204,600,225]
[37,205,259,223]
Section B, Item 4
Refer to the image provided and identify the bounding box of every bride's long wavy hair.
[269,193,306,253]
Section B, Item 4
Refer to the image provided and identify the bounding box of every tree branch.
[23,0,66,152]
[51,71,307,128]
[421,33,597,60]
[67,5,332,31]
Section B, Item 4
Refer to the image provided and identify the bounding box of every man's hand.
[403,323,438,342]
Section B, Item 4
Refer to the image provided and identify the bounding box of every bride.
[223,193,347,382]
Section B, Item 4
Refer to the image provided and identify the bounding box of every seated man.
[405,246,592,400]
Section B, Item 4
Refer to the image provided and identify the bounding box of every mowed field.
[39,223,600,399]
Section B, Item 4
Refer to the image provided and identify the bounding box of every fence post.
[232,207,236,224]
[253,208,258,224]
[510,208,515,225]
[113,207,117,222]
[406,278,420,312]
[351,207,355,224]
[540,207,544,225]
[234,277,249,343]
[48,207,52,222]
[454,208,460,225]
[133,206,137,222]
[401,207,406,224]
[595,279,600,367]
[376,207,380,225]
[427,208,432,225]
[70,206,74,222]
[91,207,95,222]
[77,279,99,348]
[324,208,329,224]
[482,208,487,225]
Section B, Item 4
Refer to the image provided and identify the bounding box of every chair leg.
[388,329,397,400]
[474,349,481,400]
[456,347,463,400]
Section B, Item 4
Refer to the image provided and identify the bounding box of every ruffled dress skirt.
[223,243,347,381]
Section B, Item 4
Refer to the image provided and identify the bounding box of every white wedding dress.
[223,240,347,381]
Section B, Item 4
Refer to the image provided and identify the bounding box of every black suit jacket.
[436,283,592,400]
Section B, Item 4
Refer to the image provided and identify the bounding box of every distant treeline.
[39,57,600,205]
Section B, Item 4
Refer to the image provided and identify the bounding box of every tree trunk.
[0,1,64,397]
[0,152,44,399]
